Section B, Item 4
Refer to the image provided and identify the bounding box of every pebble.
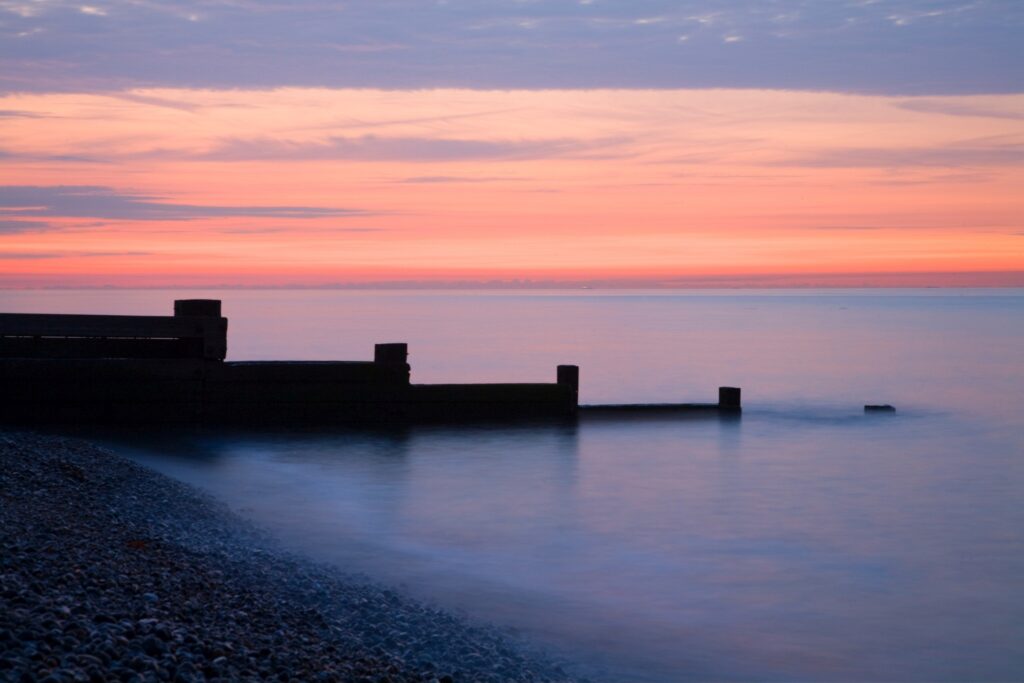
[0,431,586,683]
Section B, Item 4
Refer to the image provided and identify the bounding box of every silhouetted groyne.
[0,299,741,426]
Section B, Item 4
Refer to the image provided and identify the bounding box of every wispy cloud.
[0,109,48,118]
[772,144,1024,168]
[397,176,522,184]
[0,147,105,163]
[299,108,520,133]
[807,223,1008,231]
[0,250,154,260]
[202,135,629,162]
[111,92,202,112]
[895,99,1024,120]
[218,226,385,234]
[0,185,366,221]
[0,219,54,234]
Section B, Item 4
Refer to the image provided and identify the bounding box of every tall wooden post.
[557,364,579,411]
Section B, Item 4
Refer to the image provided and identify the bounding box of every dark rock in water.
[864,404,896,413]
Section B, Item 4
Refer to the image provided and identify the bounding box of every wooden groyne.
[581,387,741,416]
[0,299,741,426]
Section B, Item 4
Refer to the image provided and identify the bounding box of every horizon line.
[4,284,1024,292]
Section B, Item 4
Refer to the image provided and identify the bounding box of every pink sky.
[2,88,1022,287]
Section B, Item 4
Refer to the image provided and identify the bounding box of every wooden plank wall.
[0,299,228,360]
[0,301,579,425]
[0,359,575,425]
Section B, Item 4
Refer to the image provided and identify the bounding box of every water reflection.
[100,404,1024,682]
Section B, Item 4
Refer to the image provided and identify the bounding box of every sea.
[3,288,1022,682]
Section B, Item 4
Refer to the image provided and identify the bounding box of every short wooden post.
[174,299,222,317]
[557,365,579,409]
[719,386,741,412]
[375,343,408,364]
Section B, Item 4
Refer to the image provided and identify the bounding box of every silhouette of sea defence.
[0,299,578,426]
[0,299,739,427]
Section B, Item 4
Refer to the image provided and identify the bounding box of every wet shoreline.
[0,431,582,683]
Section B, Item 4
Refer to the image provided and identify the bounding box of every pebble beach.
[0,432,583,683]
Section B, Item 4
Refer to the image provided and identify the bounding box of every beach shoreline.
[0,431,582,683]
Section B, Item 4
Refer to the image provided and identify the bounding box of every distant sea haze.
[4,272,1024,288]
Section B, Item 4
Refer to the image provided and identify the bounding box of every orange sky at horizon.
[1,88,1022,287]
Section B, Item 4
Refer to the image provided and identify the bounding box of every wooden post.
[719,386,741,412]
[174,299,222,317]
[557,365,579,410]
[375,343,408,364]
[173,299,226,361]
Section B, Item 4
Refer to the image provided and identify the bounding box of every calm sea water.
[3,289,1023,682]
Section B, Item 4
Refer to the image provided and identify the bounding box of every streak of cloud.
[0,219,55,234]
[771,144,1024,168]
[397,176,522,184]
[0,185,366,221]
[0,109,48,118]
[202,135,629,162]
[895,99,1024,120]
[0,250,154,260]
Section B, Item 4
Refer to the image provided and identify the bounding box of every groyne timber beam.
[579,386,742,415]
[0,299,227,361]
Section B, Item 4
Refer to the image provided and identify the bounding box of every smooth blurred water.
[3,289,1023,681]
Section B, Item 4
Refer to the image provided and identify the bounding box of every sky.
[1,0,1022,287]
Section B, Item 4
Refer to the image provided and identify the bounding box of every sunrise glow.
[2,2,1022,287]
